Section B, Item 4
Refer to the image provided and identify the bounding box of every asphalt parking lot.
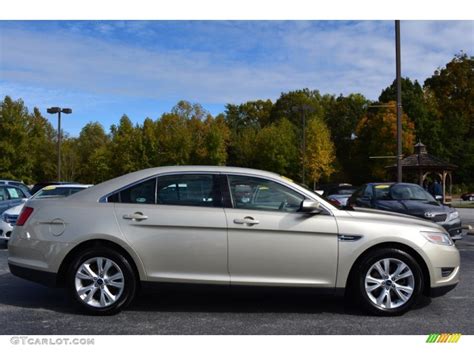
[1,209,473,335]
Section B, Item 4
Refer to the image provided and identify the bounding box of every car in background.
[0,184,91,243]
[30,181,78,195]
[8,166,460,316]
[0,183,31,215]
[461,192,474,201]
[0,180,31,194]
[347,182,463,240]
[321,183,358,208]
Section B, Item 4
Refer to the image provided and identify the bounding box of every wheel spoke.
[394,287,409,302]
[383,259,390,274]
[391,262,406,279]
[103,259,113,276]
[376,289,388,305]
[97,257,105,275]
[77,284,95,296]
[374,262,386,277]
[394,270,413,281]
[395,283,413,295]
[82,264,98,279]
[84,286,98,303]
[384,290,392,308]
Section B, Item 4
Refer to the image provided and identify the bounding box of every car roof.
[68,166,283,202]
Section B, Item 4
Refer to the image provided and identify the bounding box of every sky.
[0,20,473,136]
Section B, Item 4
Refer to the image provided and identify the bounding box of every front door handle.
[233,217,260,226]
[123,212,148,221]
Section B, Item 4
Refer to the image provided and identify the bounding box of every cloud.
[0,20,472,109]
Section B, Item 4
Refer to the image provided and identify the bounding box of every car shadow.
[0,272,431,317]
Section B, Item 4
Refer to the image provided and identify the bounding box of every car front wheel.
[67,247,137,315]
[355,248,423,316]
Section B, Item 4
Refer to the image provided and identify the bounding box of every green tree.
[254,118,298,177]
[75,122,110,183]
[270,89,325,127]
[0,96,32,182]
[108,115,142,176]
[322,93,369,181]
[424,53,474,183]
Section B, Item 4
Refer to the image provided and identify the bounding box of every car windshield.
[33,187,86,200]
[374,184,437,202]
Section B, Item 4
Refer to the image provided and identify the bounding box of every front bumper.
[430,283,458,297]
[441,218,463,240]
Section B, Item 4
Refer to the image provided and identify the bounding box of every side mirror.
[300,200,322,214]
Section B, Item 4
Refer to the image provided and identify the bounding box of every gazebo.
[387,142,457,203]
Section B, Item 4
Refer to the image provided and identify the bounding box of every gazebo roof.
[387,142,457,171]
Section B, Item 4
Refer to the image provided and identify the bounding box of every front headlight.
[1,213,6,223]
[447,211,459,221]
[421,231,453,246]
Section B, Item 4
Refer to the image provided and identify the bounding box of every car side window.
[363,185,373,199]
[0,187,7,201]
[156,174,221,207]
[108,178,157,204]
[227,175,304,212]
[6,187,24,199]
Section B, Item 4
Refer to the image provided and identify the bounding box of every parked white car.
[8,167,459,316]
[0,184,91,242]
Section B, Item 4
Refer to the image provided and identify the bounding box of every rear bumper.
[9,263,58,287]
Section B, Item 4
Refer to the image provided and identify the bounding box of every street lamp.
[47,107,72,181]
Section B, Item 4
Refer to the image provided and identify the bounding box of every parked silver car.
[8,166,460,315]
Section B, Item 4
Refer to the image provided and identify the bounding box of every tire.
[67,247,137,315]
[353,248,423,316]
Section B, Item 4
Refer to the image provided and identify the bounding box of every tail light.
[16,207,34,226]
[329,198,341,207]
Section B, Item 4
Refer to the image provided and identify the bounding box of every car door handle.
[233,217,260,226]
[123,213,148,221]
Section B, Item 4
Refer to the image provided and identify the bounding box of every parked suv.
[0,183,30,215]
[9,167,459,316]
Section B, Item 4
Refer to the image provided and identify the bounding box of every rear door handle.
[233,217,260,226]
[123,212,148,221]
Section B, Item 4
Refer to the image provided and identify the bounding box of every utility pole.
[395,20,403,182]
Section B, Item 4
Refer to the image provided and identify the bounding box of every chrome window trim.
[99,171,222,207]
[99,170,334,216]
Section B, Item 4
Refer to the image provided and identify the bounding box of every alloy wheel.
[364,258,415,309]
[74,257,125,308]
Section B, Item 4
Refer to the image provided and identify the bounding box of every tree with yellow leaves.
[304,116,336,188]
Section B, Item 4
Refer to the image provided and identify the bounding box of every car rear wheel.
[354,248,423,316]
[67,247,137,315]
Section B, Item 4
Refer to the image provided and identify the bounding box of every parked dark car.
[347,182,463,240]
[30,181,78,195]
[461,192,474,201]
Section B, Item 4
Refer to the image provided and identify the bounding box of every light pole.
[395,20,403,182]
[292,104,313,185]
[47,107,72,181]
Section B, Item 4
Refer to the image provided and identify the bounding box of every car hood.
[374,199,454,218]
[344,207,445,231]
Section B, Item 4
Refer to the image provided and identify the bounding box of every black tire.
[353,248,423,316]
[67,247,137,315]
